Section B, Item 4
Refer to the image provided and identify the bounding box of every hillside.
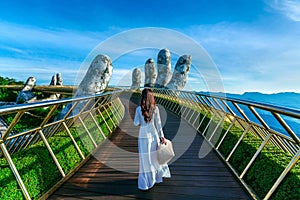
[199,91,300,110]
[227,92,300,110]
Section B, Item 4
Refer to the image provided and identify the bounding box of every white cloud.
[0,21,118,85]
[182,22,300,93]
[0,56,81,85]
[1,21,300,94]
[0,21,107,50]
[266,0,300,22]
[0,44,26,54]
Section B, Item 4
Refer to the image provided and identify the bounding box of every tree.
[0,76,24,102]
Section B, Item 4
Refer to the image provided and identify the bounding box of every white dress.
[134,106,171,190]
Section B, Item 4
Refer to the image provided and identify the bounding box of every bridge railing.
[0,90,125,200]
[1,86,299,199]
[143,88,299,200]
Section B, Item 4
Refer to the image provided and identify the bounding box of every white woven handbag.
[157,139,175,165]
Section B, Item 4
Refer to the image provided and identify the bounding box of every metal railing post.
[39,130,65,177]
[226,124,251,161]
[273,113,300,145]
[240,133,272,178]
[110,100,122,122]
[216,118,237,150]
[88,112,107,139]
[208,114,225,142]
[202,112,216,136]
[97,108,112,133]
[78,116,97,148]
[264,149,300,200]
[197,110,209,131]
[1,111,24,142]
[103,106,116,128]
[62,122,85,159]
[0,143,31,200]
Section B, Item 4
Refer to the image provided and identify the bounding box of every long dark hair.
[141,88,156,123]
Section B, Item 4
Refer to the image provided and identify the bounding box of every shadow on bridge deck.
[48,93,251,200]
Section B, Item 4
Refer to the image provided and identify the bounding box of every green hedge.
[196,112,300,199]
[3,107,59,133]
[0,104,119,199]
[153,94,299,200]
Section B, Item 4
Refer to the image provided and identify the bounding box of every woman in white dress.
[134,88,171,190]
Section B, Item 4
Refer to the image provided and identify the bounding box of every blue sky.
[0,0,300,93]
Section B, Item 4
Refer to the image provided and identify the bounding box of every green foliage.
[0,76,24,102]
[218,123,243,158]
[156,95,300,200]
[272,163,300,199]
[230,130,262,173]
[197,113,213,135]
[0,103,121,199]
[215,121,300,199]
[245,146,300,199]
[0,142,61,199]
[2,107,58,133]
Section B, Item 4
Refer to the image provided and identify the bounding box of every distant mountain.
[226,92,300,110]
[197,91,300,136]
[198,91,300,110]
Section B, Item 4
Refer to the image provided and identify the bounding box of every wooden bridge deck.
[48,94,251,200]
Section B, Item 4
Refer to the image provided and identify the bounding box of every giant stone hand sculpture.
[131,68,142,89]
[144,58,157,87]
[75,54,112,96]
[16,77,37,104]
[166,55,191,90]
[47,73,63,100]
[50,73,63,86]
[155,48,172,88]
[56,54,113,120]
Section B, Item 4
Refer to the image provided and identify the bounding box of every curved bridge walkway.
[49,94,251,200]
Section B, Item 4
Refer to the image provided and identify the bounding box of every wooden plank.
[48,94,251,200]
